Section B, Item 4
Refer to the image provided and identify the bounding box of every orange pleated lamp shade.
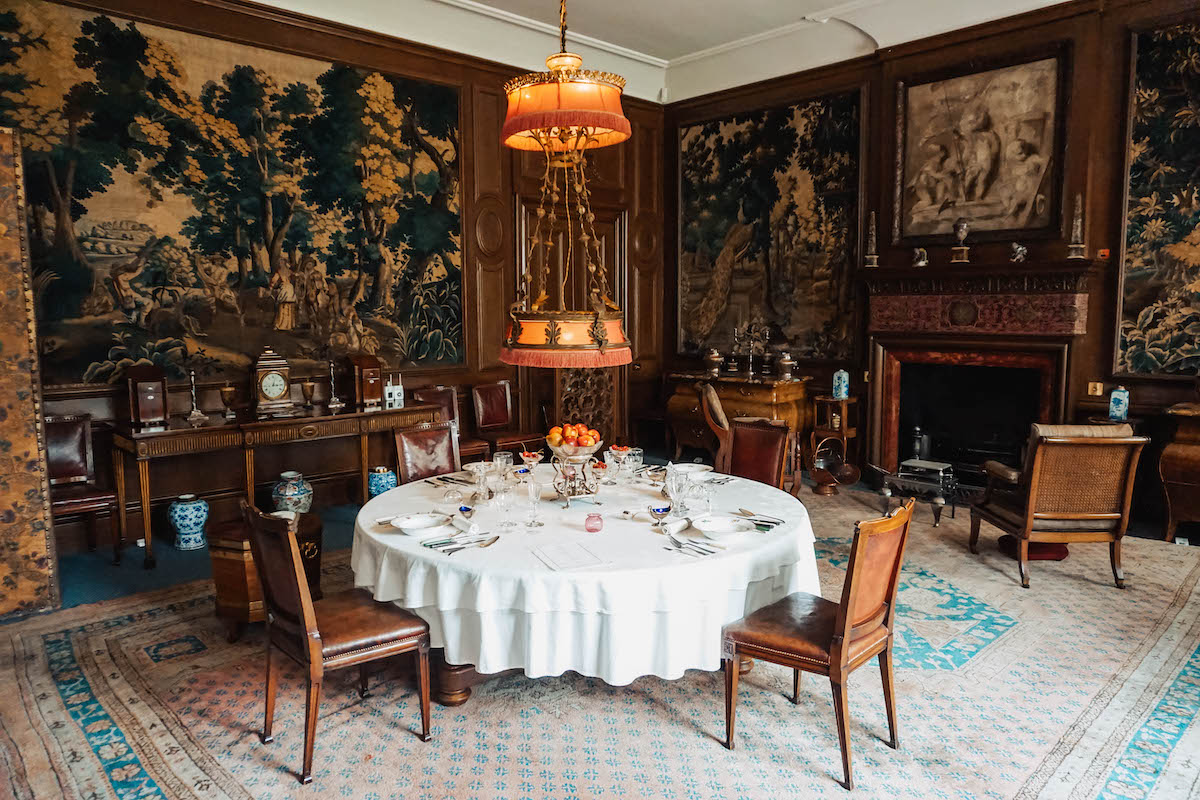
[502,53,631,152]
[499,311,632,368]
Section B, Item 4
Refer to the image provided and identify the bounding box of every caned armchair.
[969,423,1148,589]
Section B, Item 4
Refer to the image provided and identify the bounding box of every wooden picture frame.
[891,44,1071,246]
[1112,16,1200,381]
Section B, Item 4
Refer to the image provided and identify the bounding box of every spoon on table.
[738,508,782,524]
[444,535,500,555]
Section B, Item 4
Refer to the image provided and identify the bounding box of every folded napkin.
[661,517,690,536]
[452,515,480,536]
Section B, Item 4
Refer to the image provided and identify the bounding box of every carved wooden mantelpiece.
[865,260,1095,337]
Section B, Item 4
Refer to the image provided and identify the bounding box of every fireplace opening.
[899,363,1042,485]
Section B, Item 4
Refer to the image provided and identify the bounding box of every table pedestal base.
[431,650,519,706]
[998,534,1069,561]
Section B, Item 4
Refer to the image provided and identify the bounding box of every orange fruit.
[564,433,578,445]
[578,435,595,447]
[547,432,563,447]
[549,425,562,437]
[587,429,600,440]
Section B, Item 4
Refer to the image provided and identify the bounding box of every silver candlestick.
[326,361,345,412]
[187,369,207,425]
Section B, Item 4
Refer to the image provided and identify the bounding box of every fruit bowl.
[547,439,604,461]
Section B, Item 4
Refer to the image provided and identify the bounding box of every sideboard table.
[1161,402,1200,543]
[111,404,439,568]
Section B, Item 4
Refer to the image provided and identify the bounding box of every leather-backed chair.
[698,383,732,472]
[411,385,490,462]
[727,417,790,489]
[969,423,1148,589]
[470,380,544,455]
[395,420,462,484]
[45,415,122,563]
[241,500,431,784]
[722,499,915,791]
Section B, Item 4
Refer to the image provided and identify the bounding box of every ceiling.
[260,0,1072,101]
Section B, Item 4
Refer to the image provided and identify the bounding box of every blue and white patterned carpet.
[2,492,1198,799]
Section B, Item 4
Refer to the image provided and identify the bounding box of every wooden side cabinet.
[1161,403,1200,543]
[209,513,324,641]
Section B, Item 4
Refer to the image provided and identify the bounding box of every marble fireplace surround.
[864,261,1089,472]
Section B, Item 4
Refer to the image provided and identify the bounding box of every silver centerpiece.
[326,361,345,412]
[548,441,603,508]
[186,369,207,425]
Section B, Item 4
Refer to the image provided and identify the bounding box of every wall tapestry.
[0,126,58,619]
[1118,23,1200,377]
[677,90,859,360]
[895,56,1061,241]
[0,1,462,387]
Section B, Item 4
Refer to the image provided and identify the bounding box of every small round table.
[352,471,820,704]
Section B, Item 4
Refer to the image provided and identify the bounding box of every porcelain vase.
[167,494,209,550]
[272,470,313,513]
[1109,386,1130,422]
[832,369,850,400]
[368,467,398,498]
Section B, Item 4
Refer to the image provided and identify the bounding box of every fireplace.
[868,338,1069,475]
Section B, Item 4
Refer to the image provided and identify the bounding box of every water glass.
[494,475,516,528]
[624,448,644,478]
[524,478,544,529]
[602,450,620,484]
[493,451,514,472]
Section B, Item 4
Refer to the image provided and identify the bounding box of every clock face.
[259,371,289,400]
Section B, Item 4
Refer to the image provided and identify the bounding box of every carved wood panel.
[556,367,618,443]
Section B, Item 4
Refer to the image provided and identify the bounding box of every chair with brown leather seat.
[45,414,122,563]
[721,499,915,791]
[698,383,732,472]
[470,380,544,455]
[241,500,431,785]
[727,417,790,488]
[395,420,462,484]
[969,423,1147,589]
[411,385,490,462]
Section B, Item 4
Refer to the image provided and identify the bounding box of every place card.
[532,542,605,571]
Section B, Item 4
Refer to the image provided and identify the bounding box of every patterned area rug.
[3,493,1199,800]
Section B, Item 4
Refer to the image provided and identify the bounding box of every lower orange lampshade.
[499,311,632,368]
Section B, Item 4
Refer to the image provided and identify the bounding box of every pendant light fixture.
[498,0,632,368]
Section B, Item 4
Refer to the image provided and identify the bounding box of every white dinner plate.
[672,463,714,475]
[691,514,755,540]
[389,512,453,536]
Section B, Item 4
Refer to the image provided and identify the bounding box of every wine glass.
[647,503,673,530]
[624,447,644,479]
[523,475,544,529]
[493,451,514,472]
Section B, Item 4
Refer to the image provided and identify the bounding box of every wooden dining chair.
[241,500,431,785]
[721,499,916,790]
[394,420,463,484]
[411,385,491,462]
[698,383,732,472]
[45,414,122,563]
[727,417,790,489]
[470,380,544,454]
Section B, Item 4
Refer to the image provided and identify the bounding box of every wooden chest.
[666,372,812,461]
[209,513,324,642]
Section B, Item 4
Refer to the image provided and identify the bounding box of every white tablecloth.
[351,472,820,685]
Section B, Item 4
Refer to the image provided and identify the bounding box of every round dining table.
[351,468,821,700]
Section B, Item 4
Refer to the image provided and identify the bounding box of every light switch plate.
[1088,382,1104,396]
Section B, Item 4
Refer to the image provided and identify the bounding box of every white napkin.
[452,515,480,536]
[661,518,690,536]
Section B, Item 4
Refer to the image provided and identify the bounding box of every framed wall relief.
[1115,21,1200,379]
[0,1,463,388]
[893,48,1069,244]
[676,89,861,360]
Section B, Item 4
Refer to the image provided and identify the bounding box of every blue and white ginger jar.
[1108,385,1130,422]
[368,466,398,498]
[832,369,850,401]
[167,494,209,551]
[272,470,313,513]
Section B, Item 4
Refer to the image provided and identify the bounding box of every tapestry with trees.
[1120,22,1200,377]
[0,1,462,386]
[677,90,859,360]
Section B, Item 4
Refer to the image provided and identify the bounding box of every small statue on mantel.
[864,211,879,268]
[950,217,970,263]
[912,247,929,267]
[1010,242,1028,263]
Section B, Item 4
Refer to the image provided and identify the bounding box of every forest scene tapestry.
[0,1,462,386]
[1119,23,1200,377]
[677,90,859,360]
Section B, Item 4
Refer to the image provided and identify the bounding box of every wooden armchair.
[394,421,462,484]
[728,417,790,489]
[969,423,1148,589]
[722,500,915,790]
[698,382,731,472]
[470,380,544,455]
[241,501,431,784]
[411,385,490,462]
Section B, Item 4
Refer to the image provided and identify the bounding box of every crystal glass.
[465,462,491,501]
[441,487,464,506]
[493,451,514,472]
[494,473,516,529]
[523,477,544,529]
[602,450,620,484]
[585,512,603,533]
[624,447,644,479]
[684,478,712,516]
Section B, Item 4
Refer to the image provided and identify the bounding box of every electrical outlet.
[1088,382,1105,396]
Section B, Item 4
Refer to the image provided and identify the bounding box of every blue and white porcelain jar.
[1109,385,1131,422]
[272,470,313,513]
[832,369,850,401]
[167,494,209,550]
[368,466,398,498]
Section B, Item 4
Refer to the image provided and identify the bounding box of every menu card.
[532,542,605,571]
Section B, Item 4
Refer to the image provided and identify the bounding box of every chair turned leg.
[85,512,98,552]
[793,668,802,705]
[261,645,277,744]
[417,644,432,742]
[358,665,370,699]
[829,680,853,790]
[879,648,899,750]
[300,678,321,785]
[723,656,739,750]
[1111,540,1126,589]
[1017,539,1031,589]
[968,513,981,554]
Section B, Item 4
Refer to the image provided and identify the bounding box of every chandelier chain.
[559,0,567,53]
